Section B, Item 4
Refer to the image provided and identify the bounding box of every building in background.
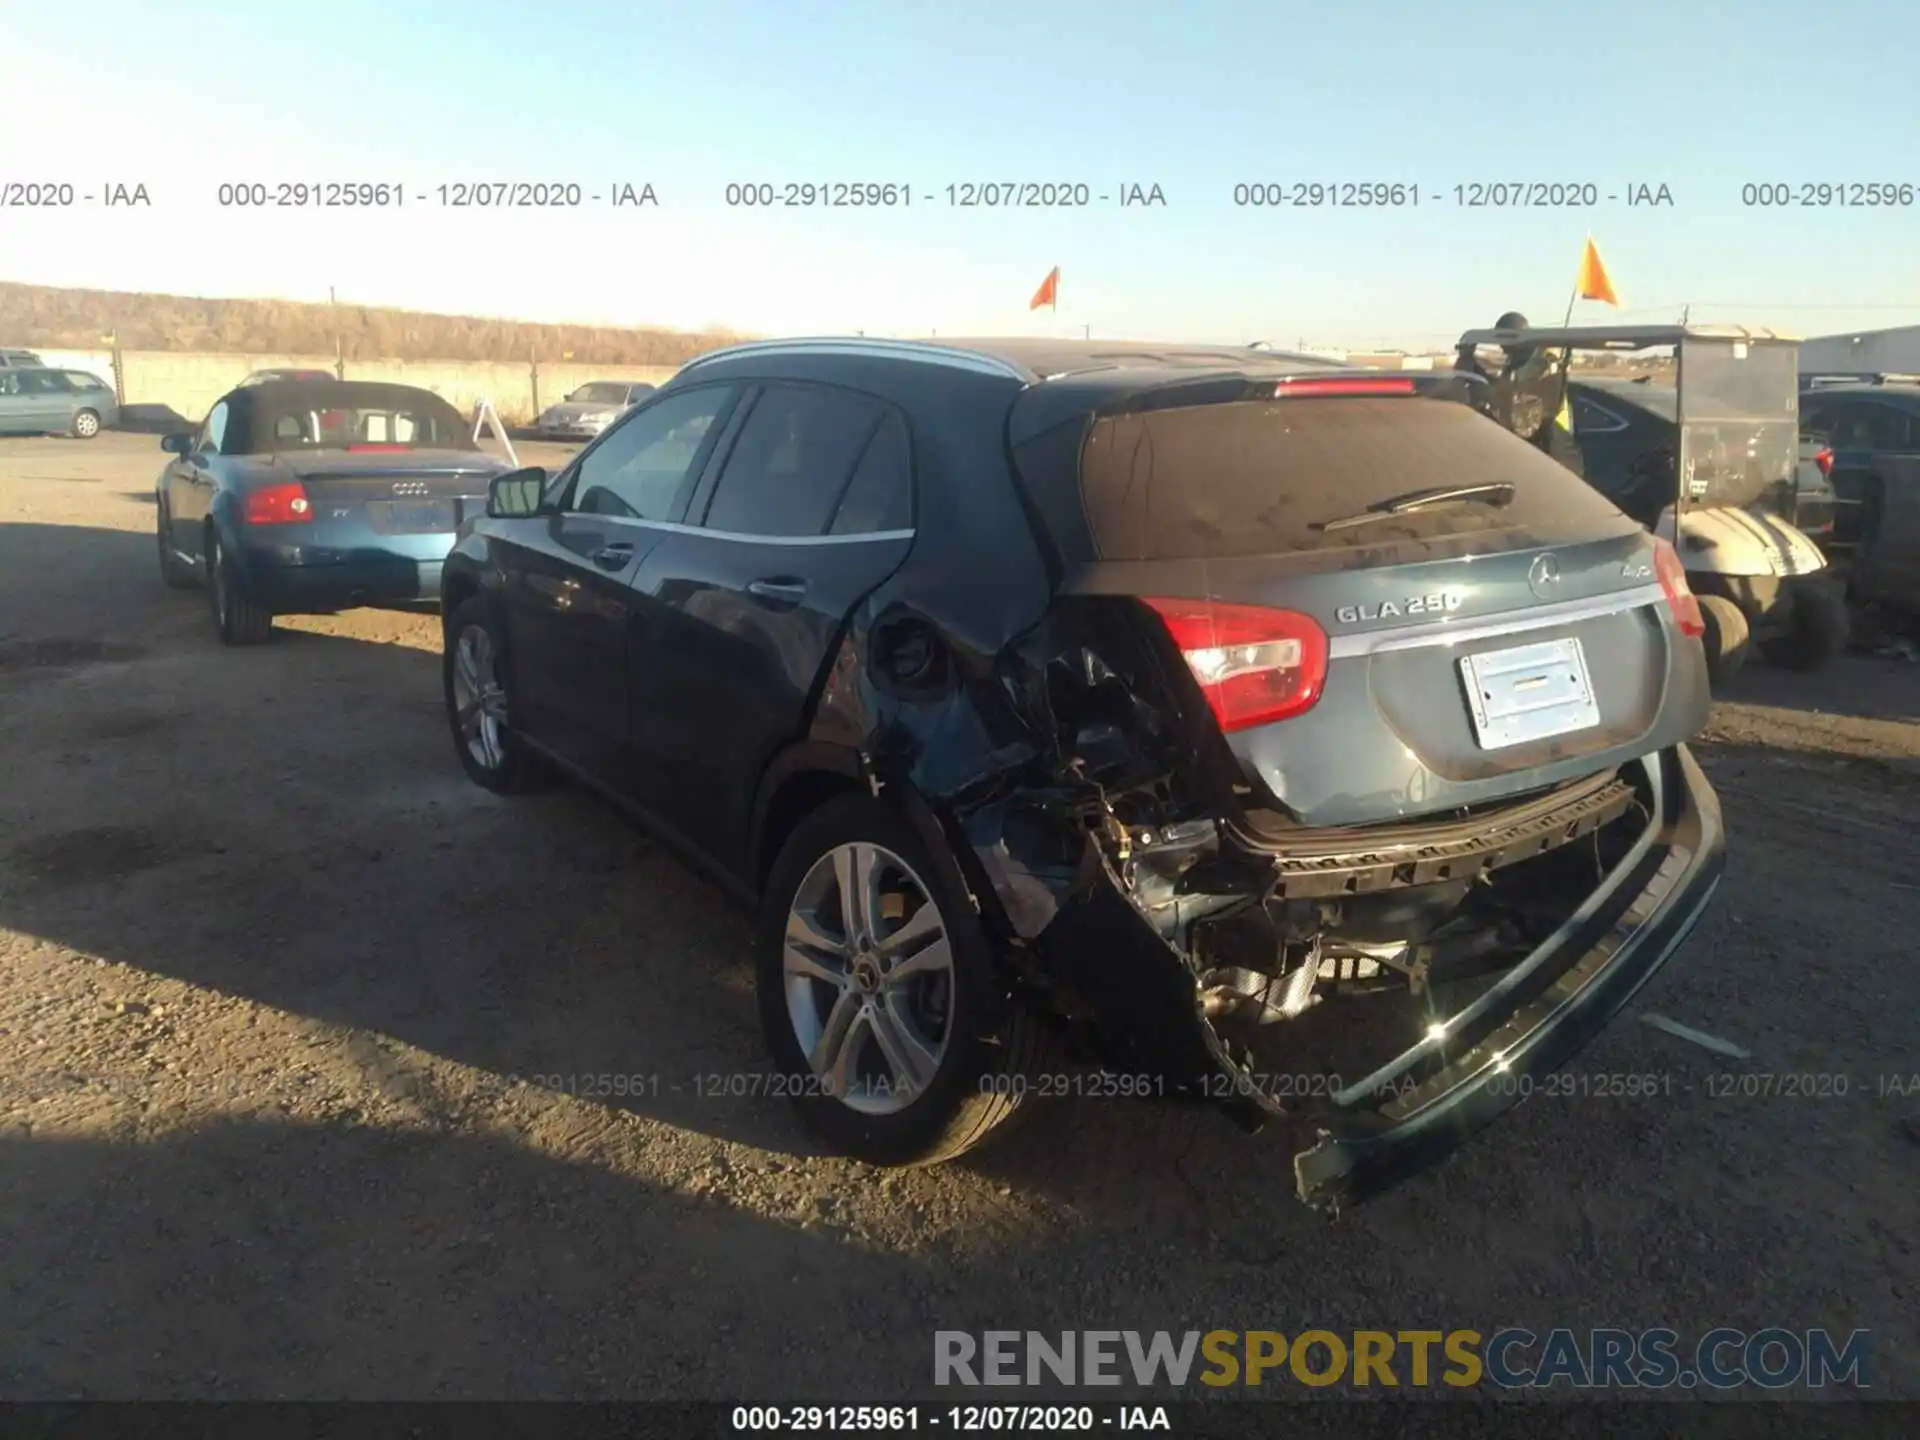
[1799,326,1920,376]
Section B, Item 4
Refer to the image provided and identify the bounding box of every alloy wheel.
[783,842,955,1115]
[73,411,99,438]
[451,624,510,770]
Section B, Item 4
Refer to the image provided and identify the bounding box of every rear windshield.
[569,383,631,404]
[248,387,476,454]
[1074,396,1634,561]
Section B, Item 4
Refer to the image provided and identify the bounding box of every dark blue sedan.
[153,380,514,644]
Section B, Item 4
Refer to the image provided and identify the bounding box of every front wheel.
[757,793,1047,1166]
[1762,576,1850,671]
[70,408,101,440]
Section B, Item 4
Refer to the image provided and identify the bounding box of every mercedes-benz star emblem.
[1527,552,1562,598]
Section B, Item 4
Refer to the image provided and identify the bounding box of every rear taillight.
[1650,538,1704,638]
[1142,598,1329,732]
[242,482,312,524]
[1273,376,1416,398]
[1815,447,1833,477]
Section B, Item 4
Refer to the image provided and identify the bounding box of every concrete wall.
[115,352,686,425]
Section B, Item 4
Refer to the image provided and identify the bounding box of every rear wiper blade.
[1315,483,1516,533]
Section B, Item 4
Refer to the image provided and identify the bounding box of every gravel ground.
[2,432,1916,1402]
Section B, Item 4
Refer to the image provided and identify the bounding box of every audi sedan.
[154,379,514,644]
[439,337,1725,1212]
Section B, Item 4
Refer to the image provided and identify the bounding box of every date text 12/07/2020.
[720,182,1167,208]
[1230,181,1674,207]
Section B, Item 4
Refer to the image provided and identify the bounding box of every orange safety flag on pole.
[1575,237,1619,307]
[1029,266,1060,311]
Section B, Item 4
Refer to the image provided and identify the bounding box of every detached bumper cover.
[975,744,1723,1213]
[1290,744,1724,1211]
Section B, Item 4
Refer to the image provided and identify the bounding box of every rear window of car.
[248,388,476,454]
[570,383,631,404]
[1069,395,1636,561]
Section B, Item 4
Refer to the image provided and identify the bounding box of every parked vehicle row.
[148,342,1729,1212]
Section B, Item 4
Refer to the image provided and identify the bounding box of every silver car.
[0,366,119,439]
[0,348,45,368]
[533,380,655,440]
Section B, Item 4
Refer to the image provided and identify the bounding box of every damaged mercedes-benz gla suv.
[440,337,1726,1212]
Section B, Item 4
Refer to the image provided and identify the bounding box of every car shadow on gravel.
[0,522,1291,1185]
[0,1116,938,1400]
[1712,654,1920,724]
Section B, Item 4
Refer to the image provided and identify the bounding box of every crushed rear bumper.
[972,744,1723,1213]
[1289,744,1724,1211]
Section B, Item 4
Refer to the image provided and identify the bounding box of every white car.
[535,380,656,440]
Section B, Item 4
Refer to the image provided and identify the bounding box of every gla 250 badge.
[1335,591,1466,626]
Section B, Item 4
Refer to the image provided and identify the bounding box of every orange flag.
[1575,237,1619,306]
[1029,266,1060,311]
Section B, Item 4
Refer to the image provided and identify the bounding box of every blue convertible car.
[154,379,515,644]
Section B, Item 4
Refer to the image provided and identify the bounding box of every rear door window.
[700,383,886,537]
[1829,401,1915,451]
[1571,396,1630,435]
[828,411,913,534]
[1071,395,1635,561]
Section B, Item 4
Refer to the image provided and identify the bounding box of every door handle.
[591,542,634,571]
[747,577,809,607]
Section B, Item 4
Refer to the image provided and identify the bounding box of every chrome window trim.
[678,338,1029,382]
[552,511,915,547]
[1326,582,1668,660]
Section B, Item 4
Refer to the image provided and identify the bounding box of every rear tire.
[1762,576,1850,671]
[70,408,101,440]
[443,594,547,793]
[757,793,1047,1166]
[1698,594,1751,683]
[206,531,273,645]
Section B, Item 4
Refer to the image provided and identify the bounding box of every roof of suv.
[1800,382,1920,406]
[682,335,1339,385]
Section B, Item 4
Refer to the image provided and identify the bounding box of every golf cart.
[1456,321,1849,680]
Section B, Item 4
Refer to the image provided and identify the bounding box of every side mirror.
[487,466,553,519]
[160,432,193,455]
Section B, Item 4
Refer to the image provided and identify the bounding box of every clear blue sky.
[3,0,1917,347]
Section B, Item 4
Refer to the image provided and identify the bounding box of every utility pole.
[329,286,343,378]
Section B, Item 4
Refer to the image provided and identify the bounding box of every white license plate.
[1459,637,1601,750]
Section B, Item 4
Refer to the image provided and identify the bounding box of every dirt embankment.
[0,280,749,366]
